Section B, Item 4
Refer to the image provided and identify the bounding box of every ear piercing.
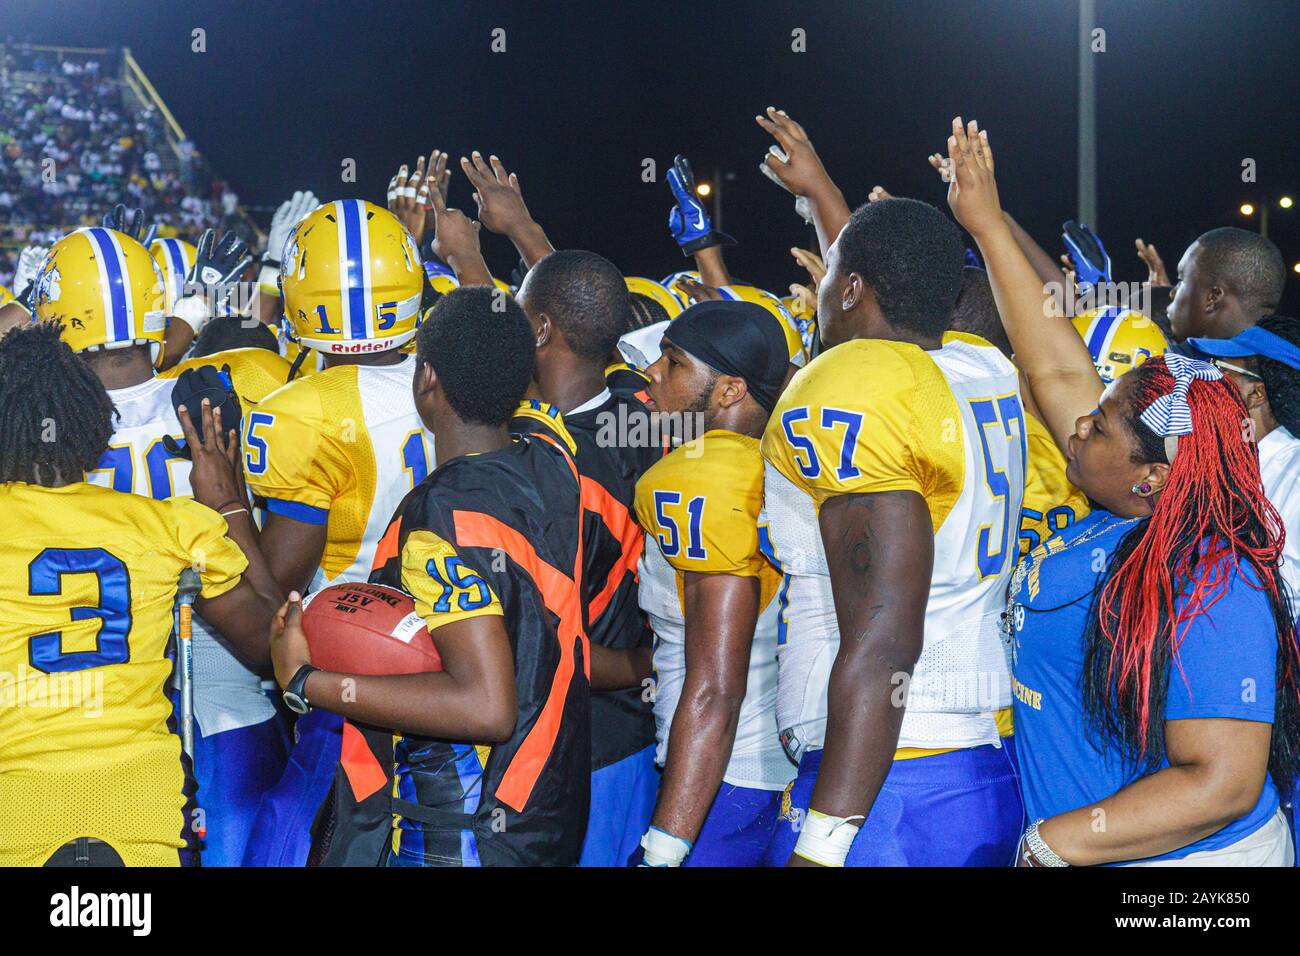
[1131,482,1151,495]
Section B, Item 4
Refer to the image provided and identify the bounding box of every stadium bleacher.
[0,43,254,288]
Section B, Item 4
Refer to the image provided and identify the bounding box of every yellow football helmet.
[32,227,167,364]
[281,200,423,354]
[423,273,512,299]
[718,284,807,367]
[149,237,196,312]
[782,293,814,325]
[1070,306,1167,383]
[626,276,683,321]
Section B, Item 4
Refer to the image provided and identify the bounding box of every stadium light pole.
[1078,0,1098,229]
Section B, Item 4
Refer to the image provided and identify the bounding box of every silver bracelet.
[1024,819,1070,867]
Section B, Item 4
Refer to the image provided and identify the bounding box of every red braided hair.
[1096,356,1295,756]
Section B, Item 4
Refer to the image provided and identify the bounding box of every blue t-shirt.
[1010,509,1280,863]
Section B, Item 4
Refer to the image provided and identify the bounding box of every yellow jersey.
[243,354,433,587]
[634,430,791,790]
[1019,411,1090,555]
[761,332,1026,757]
[160,346,294,411]
[0,482,246,866]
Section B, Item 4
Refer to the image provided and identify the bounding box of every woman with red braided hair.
[944,116,1300,866]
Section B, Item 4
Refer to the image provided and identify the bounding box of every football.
[300,583,443,675]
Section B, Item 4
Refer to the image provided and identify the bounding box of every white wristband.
[172,293,213,334]
[792,809,863,867]
[257,264,280,297]
[639,826,691,867]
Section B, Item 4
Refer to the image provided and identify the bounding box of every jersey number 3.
[27,548,132,673]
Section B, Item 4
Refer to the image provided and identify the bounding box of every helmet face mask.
[34,227,168,367]
[282,200,424,355]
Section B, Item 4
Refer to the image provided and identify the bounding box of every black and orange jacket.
[557,380,665,770]
[320,409,590,867]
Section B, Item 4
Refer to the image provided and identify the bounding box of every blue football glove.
[667,154,734,256]
[1062,220,1110,288]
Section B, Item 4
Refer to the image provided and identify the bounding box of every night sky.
[6,0,1299,311]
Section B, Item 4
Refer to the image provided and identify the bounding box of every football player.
[512,250,665,866]
[269,287,591,866]
[0,322,281,866]
[761,195,1026,866]
[240,200,433,866]
[457,155,670,864]
[633,300,795,866]
[30,224,292,866]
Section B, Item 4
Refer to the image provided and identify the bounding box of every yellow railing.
[121,47,187,143]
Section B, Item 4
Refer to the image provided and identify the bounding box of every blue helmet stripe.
[87,228,129,342]
[1085,305,1123,361]
[341,200,368,340]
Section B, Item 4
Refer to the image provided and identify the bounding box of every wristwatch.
[282,664,319,715]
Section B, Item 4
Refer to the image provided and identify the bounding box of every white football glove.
[13,244,49,296]
[263,190,318,267]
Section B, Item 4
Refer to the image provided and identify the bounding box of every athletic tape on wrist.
[172,293,213,334]
[257,264,280,296]
[639,826,691,867]
[792,809,863,867]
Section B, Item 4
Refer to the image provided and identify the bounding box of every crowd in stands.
[0,44,246,287]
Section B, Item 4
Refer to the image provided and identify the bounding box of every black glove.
[162,364,243,460]
[189,228,253,293]
[102,203,157,247]
[180,228,253,315]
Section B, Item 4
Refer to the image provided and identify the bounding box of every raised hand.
[671,275,725,304]
[387,152,439,245]
[176,397,245,514]
[427,177,493,286]
[263,190,317,266]
[791,246,826,290]
[460,151,532,236]
[667,154,734,256]
[459,151,554,268]
[1135,238,1170,286]
[944,117,1003,239]
[755,107,835,199]
[867,185,894,203]
[1061,221,1111,288]
[927,153,954,183]
[103,202,157,247]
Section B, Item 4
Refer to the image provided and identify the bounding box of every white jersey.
[761,334,1026,758]
[633,430,793,791]
[89,375,273,736]
[1260,425,1300,619]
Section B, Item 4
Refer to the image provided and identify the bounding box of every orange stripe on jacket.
[370,516,402,575]
[453,510,586,814]
[580,475,643,621]
[340,720,388,802]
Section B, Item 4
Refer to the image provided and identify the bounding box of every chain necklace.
[1004,513,1142,647]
